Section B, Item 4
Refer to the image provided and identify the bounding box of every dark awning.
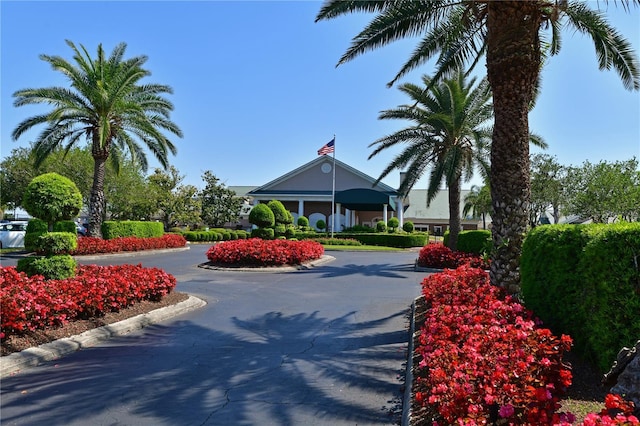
[335,188,396,211]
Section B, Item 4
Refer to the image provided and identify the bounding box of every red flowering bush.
[0,264,176,338]
[417,243,488,269]
[578,394,638,425]
[414,265,574,424]
[71,234,187,255]
[206,238,324,266]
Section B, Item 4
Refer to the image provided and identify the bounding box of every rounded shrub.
[267,200,292,225]
[284,225,296,239]
[316,219,326,231]
[22,173,83,230]
[17,254,77,280]
[251,227,275,240]
[376,221,387,232]
[249,203,275,228]
[273,223,286,237]
[403,221,415,233]
[387,217,399,232]
[36,232,78,255]
[297,216,309,228]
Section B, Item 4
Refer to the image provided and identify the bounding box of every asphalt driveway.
[0,245,427,425]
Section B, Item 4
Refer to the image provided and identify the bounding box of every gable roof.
[247,156,398,196]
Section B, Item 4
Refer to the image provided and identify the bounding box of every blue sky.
[2,1,639,191]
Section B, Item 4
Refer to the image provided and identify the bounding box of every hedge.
[443,229,492,254]
[102,221,164,239]
[334,232,427,248]
[521,223,640,372]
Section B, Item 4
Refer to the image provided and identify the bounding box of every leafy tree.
[0,147,36,215]
[530,154,567,226]
[564,159,640,223]
[106,162,157,221]
[148,167,201,229]
[12,41,182,237]
[316,1,639,293]
[200,171,243,227]
[463,183,493,230]
[22,173,83,231]
[368,71,493,250]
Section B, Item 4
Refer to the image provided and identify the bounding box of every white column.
[352,210,356,226]
[345,208,350,228]
[298,199,304,218]
[383,204,388,225]
[397,198,404,226]
[335,202,341,232]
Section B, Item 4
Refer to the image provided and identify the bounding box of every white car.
[0,221,27,249]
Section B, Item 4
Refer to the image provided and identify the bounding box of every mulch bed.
[1,291,189,356]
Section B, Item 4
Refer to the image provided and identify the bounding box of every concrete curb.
[0,295,206,378]
[197,254,336,272]
[402,297,417,426]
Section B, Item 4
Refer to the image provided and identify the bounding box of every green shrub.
[315,219,326,231]
[284,225,296,239]
[375,221,387,232]
[313,238,362,246]
[251,227,275,239]
[273,223,286,237]
[22,173,82,230]
[249,204,275,228]
[25,219,48,252]
[53,220,77,234]
[334,232,427,248]
[403,221,415,233]
[456,230,492,254]
[344,224,375,233]
[387,217,399,232]
[169,227,183,233]
[267,200,292,225]
[17,254,77,280]
[36,232,78,255]
[236,230,248,239]
[521,223,640,372]
[102,221,164,239]
[297,216,309,227]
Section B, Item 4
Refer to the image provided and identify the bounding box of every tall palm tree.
[316,1,639,294]
[369,71,493,251]
[463,183,492,230]
[12,40,183,237]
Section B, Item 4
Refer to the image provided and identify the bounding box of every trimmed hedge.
[335,232,427,248]
[443,229,492,254]
[53,220,77,234]
[17,254,77,280]
[101,221,164,239]
[251,228,275,239]
[35,232,78,255]
[521,223,640,372]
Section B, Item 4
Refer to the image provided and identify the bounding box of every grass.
[0,247,24,254]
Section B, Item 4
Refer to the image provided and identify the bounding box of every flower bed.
[0,264,177,338]
[71,234,187,255]
[417,243,488,269]
[206,238,324,266]
[413,265,638,425]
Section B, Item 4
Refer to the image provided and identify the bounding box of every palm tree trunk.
[447,175,462,251]
[486,2,542,295]
[88,145,109,238]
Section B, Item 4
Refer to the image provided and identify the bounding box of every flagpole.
[331,134,336,238]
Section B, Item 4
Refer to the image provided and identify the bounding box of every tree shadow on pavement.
[0,309,409,425]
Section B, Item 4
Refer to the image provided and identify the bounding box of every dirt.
[1,291,189,356]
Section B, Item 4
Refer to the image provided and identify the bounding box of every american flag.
[317,138,335,156]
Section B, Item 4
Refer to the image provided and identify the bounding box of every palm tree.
[12,40,183,237]
[369,71,492,251]
[463,183,492,230]
[316,1,639,294]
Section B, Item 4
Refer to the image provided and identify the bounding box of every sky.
[1,1,639,192]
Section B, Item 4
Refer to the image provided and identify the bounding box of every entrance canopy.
[335,188,396,212]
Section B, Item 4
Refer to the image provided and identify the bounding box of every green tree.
[148,167,201,229]
[12,41,182,238]
[463,183,493,230]
[22,173,83,231]
[200,171,243,227]
[369,71,493,250]
[564,158,640,223]
[0,147,36,215]
[106,161,156,221]
[387,216,399,232]
[316,1,639,293]
[530,154,567,226]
